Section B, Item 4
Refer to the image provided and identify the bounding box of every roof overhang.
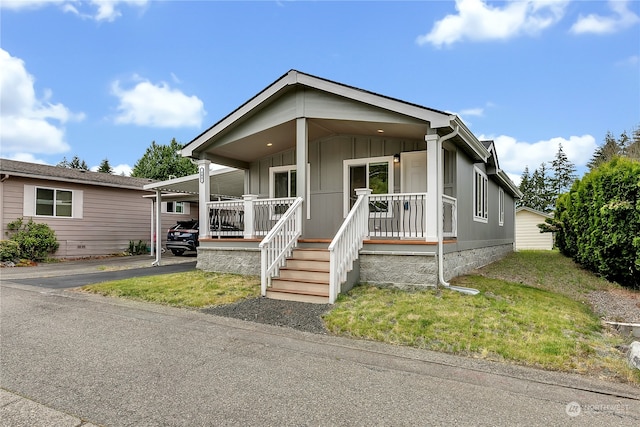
[143,167,245,199]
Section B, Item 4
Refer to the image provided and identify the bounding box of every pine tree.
[588,131,622,170]
[57,155,89,170]
[97,158,114,174]
[517,166,533,208]
[623,126,640,161]
[550,143,576,195]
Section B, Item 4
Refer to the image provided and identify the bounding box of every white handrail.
[328,189,370,303]
[258,197,304,297]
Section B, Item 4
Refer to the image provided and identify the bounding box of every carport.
[143,167,245,265]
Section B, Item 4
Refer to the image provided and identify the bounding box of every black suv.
[166,220,199,256]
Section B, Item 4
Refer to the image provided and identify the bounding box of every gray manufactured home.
[160,70,521,303]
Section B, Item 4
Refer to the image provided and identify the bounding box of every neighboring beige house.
[515,207,553,250]
[0,158,198,258]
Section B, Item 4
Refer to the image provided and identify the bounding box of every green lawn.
[83,271,260,307]
[82,250,640,384]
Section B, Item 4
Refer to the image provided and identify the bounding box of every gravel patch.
[587,289,640,323]
[202,297,332,334]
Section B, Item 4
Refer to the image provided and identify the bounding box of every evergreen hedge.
[554,157,640,289]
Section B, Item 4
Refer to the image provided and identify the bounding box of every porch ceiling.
[143,168,245,199]
[198,118,431,167]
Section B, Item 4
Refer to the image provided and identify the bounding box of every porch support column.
[296,117,309,222]
[425,134,439,242]
[197,159,211,240]
[243,194,258,239]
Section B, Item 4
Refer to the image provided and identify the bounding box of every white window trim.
[473,166,488,223]
[498,188,505,226]
[162,201,190,215]
[269,165,297,198]
[268,164,310,220]
[23,184,83,219]
[343,156,394,217]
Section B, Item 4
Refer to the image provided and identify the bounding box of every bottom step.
[265,290,329,304]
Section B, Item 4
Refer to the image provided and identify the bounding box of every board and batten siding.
[515,209,553,250]
[1,176,157,258]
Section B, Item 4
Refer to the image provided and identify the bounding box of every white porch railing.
[206,196,297,238]
[443,195,457,238]
[328,189,371,304]
[258,197,304,297]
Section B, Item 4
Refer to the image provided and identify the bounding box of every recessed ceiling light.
[377,129,384,133]
[267,143,273,147]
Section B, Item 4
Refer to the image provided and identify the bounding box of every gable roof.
[516,206,552,218]
[180,69,521,197]
[0,158,155,191]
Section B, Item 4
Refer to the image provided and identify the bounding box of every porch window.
[343,156,393,217]
[36,187,73,217]
[473,166,488,223]
[498,188,504,226]
[269,165,297,216]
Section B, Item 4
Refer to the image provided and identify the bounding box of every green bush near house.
[0,240,20,262]
[551,157,640,289]
[5,218,59,261]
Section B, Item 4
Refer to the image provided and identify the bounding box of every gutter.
[436,125,480,296]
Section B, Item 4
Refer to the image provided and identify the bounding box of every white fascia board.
[181,78,292,158]
[453,116,490,162]
[296,72,452,127]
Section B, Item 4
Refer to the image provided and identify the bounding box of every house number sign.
[199,167,205,183]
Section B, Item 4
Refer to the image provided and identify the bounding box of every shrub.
[5,218,59,261]
[554,157,640,289]
[0,240,20,261]
[126,240,148,255]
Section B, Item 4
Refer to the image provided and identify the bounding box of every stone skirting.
[443,243,513,281]
[359,253,438,288]
[195,243,514,288]
[196,247,261,276]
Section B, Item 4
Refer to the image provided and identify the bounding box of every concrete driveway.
[1,257,639,426]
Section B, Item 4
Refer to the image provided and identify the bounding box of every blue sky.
[1,0,638,183]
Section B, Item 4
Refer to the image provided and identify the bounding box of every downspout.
[436,125,479,296]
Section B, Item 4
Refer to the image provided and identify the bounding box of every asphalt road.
[1,261,639,426]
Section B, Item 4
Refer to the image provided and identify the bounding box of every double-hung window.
[163,201,189,215]
[473,166,488,223]
[36,187,73,217]
[343,156,393,217]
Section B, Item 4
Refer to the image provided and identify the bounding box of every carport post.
[198,159,211,240]
[153,189,162,266]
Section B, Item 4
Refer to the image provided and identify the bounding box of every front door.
[401,151,427,238]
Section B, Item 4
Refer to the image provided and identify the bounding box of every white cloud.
[417,0,568,48]
[459,107,484,117]
[1,0,149,22]
[3,153,49,164]
[616,55,639,67]
[90,163,132,176]
[0,48,84,158]
[571,0,639,35]
[110,77,206,128]
[484,133,597,178]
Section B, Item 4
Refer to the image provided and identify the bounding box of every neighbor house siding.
[515,209,553,250]
[2,176,153,258]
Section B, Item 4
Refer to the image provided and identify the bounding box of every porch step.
[265,248,331,304]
